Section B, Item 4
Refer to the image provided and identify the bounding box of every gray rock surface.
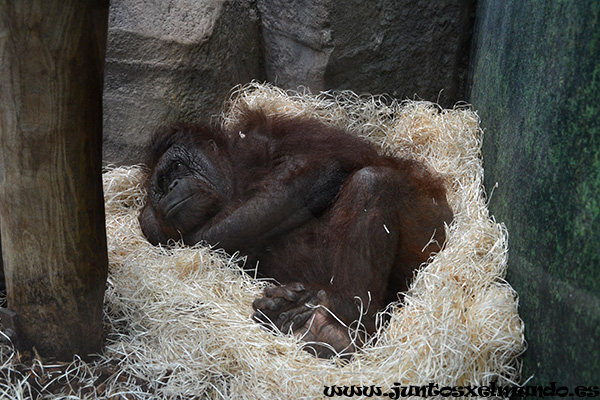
[102,0,475,165]
[257,0,475,103]
[257,0,333,91]
[103,0,263,165]
[326,0,475,104]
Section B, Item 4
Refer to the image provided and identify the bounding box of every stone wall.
[103,0,264,165]
[102,0,475,165]
[469,0,600,386]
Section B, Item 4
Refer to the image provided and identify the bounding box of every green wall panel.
[469,0,599,386]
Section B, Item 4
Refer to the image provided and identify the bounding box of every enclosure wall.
[468,0,600,385]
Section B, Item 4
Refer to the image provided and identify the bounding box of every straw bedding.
[0,82,524,399]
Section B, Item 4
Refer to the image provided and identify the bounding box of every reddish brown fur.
[139,109,453,357]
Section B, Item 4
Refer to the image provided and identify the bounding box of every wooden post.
[0,1,108,360]
[0,232,4,292]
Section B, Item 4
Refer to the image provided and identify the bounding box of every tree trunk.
[0,1,108,360]
[0,232,4,293]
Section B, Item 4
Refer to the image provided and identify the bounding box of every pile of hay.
[0,82,524,399]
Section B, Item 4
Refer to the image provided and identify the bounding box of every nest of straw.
[0,82,524,399]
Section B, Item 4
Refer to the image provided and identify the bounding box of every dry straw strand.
[0,81,524,399]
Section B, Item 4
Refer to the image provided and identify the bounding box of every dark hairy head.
[143,124,233,238]
[145,123,229,172]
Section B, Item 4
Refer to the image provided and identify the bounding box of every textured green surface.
[469,0,599,386]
